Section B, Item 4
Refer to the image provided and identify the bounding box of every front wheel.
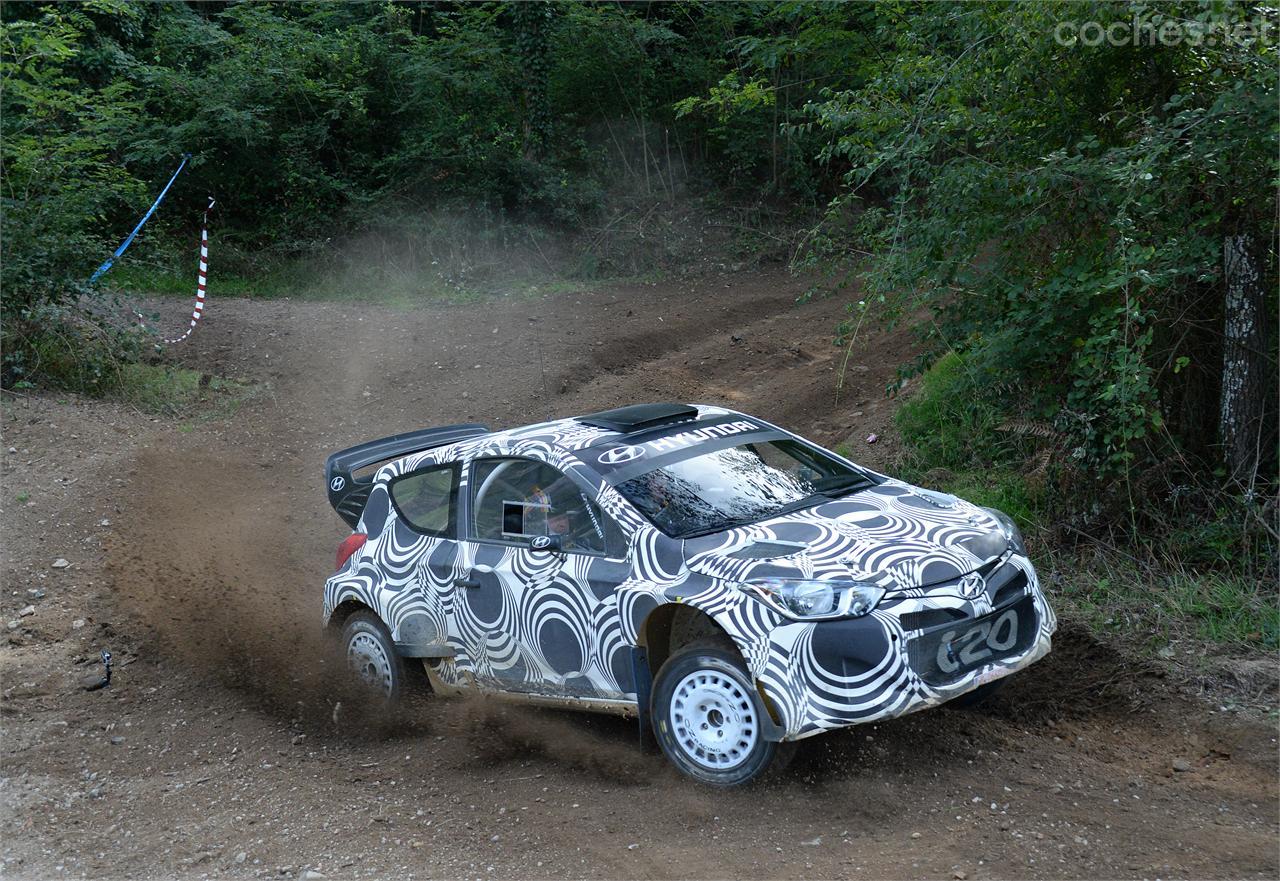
[651,639,785,786]
[340,611,406,702]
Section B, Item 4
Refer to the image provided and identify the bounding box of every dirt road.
[2,270,1276,880]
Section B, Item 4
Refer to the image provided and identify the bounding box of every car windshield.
[614,438,875,539]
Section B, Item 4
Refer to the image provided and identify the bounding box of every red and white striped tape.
[161,197,215,344]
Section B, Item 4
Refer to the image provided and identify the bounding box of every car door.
[454,456,631,698]
[384,461,463,657]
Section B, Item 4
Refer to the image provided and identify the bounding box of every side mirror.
[529,534,564,553]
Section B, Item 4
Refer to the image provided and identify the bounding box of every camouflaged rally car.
[323,403,1056,785]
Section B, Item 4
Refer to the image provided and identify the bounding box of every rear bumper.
[753,555,1057,741]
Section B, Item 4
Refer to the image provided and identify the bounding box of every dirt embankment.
[2,269,1276,881]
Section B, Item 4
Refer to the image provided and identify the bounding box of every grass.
[15,492,29,504]
[109,263,298,300]
[1049,548,1279,652]
[107,258,619,308]
[115,362,258,418]
[894,351,1007,469]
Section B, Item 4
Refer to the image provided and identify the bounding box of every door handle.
[455,564,493,589]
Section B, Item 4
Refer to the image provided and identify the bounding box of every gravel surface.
[2,269,1276,880]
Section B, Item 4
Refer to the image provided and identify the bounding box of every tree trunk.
[1220,234,1267,488]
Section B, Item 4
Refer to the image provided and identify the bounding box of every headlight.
[743,578,885,620]
[981,507,1026,555]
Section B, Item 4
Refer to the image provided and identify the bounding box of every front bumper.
[752,553,1057,741]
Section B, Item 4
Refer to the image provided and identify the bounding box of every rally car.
[323,403,1056,785]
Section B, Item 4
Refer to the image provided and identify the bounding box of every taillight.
[335,533,367,570]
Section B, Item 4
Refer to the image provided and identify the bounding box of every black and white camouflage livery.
[323,405,1055,750]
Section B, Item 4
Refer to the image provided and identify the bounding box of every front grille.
[992,574,1029,606]
[988,563,1029,606]
[898,608,967,631]
[906,594,1038,686]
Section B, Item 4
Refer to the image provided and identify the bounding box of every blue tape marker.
[88,153,191,284]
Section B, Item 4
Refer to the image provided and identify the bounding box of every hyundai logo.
[329,475,346,492]
[597,445,645,465]
[959,572,986,598]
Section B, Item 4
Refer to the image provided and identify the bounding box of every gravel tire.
[340,611,406,703]
[650,638,787,787]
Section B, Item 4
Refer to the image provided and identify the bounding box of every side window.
[389,464,458,536]
[471,458,619,555]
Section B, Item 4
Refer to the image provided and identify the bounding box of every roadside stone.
[234,852,248,865]
[302,872,325,880]
[110,736,125,745]
[1172,758,1192,772]
[910,832,922,839]
[52,559,70,569]
[18,605,35,618]
[27,588,45,599]
[72,618,86,629]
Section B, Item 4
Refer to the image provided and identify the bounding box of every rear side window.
[389,465,458,536]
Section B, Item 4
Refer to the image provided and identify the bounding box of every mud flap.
[630,646,659,753]
[755,687,787,742]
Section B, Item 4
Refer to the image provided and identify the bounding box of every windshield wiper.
[811,474,875,497]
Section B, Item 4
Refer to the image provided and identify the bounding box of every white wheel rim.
[669,669,759,771]
[347,632,394,697]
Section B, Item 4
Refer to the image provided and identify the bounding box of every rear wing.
[325,424,489,528]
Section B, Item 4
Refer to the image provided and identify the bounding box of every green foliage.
[115,363,252,417]
[894,351,1004,470]
[1058,559,1279,651]
[796,2,1278,495]
[940,471,1041,530]
[4,302,148,393]
[1,3,145,310]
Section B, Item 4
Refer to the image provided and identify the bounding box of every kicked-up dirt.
[2,269,1277,880]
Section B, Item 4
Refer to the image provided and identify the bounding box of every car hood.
[681,481,1010,592]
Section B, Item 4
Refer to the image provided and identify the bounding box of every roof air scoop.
[576,403,699,433]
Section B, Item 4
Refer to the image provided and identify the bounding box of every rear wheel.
[340,611,405,702]
[651,638,785,786]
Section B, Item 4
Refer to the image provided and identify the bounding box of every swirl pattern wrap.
[324,406,1055,740]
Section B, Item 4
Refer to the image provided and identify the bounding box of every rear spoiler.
[325,424,489,528]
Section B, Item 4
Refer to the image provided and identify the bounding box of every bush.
[894,351,1007,471]
[799,3,1277,499]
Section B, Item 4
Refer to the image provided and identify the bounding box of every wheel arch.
[639,603,728,676]
[327,598,377,633]
[636,601,785,733]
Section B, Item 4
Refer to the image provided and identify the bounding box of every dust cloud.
[108,445,663,778]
